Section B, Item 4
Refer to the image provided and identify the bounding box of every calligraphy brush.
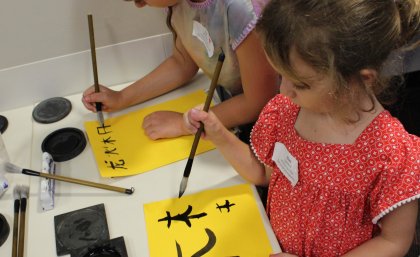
[17,185,28,257]
[88,14,104,127]
[178,50,225,198]
[12,186,20,257]
[3,161,134,195]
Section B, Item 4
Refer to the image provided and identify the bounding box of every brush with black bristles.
[17,185,28,257]
[2,161,134,195]
[12,185,20,257]
[178,50,225,198]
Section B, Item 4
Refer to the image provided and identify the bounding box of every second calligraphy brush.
[178,50,225,198]
[17,185,28,257]
[87,14,104,127]
[12,186,20,257]
[3,161,134,195]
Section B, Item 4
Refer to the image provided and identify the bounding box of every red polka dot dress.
[250,94,420,257]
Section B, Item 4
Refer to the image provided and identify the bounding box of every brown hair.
[166,6,178,44]
[257,0,420,121]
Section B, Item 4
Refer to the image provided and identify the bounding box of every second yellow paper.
[144,184,273,256]
[84,90,215,177]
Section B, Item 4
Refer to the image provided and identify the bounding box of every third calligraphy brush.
[178,50,225,198]
[3,161,134,195]
[87,14,105,127]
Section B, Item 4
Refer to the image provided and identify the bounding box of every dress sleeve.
[370,134,420,224]
[250,95,285,168]
[226,0,269,49]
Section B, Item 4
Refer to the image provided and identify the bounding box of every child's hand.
[132,0,147,8]
[185,106,228,145]
[82,85,124,113]
[143,111,190,140]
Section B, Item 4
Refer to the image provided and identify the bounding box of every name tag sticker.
[272,142,299,186]
[192,20,214,58]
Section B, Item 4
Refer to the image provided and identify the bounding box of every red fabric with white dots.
[251,94,420,257]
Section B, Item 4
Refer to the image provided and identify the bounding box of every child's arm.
[141,30,279,140]
[82,31,198,112]
[342,200,418,257]
[187,107,269,185]
[210,30,279,129]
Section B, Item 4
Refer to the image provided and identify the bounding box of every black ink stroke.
[191,228,216,257]
[176,241,183,257]
[175,228,216,257]
[216,200,236,213]
[158,205,207,228]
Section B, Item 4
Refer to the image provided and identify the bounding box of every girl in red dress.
[185,0,420,256]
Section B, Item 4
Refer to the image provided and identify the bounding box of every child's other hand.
[82,85,124,113]
[143,111,190,140]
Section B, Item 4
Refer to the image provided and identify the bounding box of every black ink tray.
[42,127,86,162]
[54,204,110,256]
[71,236,128,257]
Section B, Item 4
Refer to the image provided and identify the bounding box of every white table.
[0,73,280,256]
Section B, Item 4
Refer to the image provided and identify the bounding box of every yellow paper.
[84,90,215,177]
[144,184,273,256]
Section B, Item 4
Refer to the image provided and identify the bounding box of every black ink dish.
[0,213,10,247]
[42,127,87,162]
[32,97,72,124]
[0,115,8,134]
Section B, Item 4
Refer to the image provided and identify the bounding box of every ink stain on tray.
[54,204,110,256]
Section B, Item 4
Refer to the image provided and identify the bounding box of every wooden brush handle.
[187,51,225,160]
[39,172,134,195]
[12,200,19,257]
[17,198,26,257]
[88,14,99,90]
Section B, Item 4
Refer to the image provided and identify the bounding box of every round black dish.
[32,97,72,124]
[0,213,10,247]
[41,127,86,162]
[0,115,8,134]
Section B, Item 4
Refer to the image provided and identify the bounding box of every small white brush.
[12,185,20,257]
[2,161,134,195]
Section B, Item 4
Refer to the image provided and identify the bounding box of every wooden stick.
[22,169,134,195]
[178,50,225,198]
[87,14,104,126]
[88,14,99,91]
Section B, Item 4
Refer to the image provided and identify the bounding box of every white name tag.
[272,142,299,186]
[192,20,214,58]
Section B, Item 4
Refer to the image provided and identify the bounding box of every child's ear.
[359,69,377,88]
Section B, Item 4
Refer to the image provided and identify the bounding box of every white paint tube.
[40,152,56,211]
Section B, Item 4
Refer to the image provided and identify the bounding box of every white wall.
[0,0,168,69]
[0,0,172,111]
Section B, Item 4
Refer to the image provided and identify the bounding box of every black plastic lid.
[33,97,72,124]
[0,213,10,247]
[41,127,86,162]
[0,115,8,134]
